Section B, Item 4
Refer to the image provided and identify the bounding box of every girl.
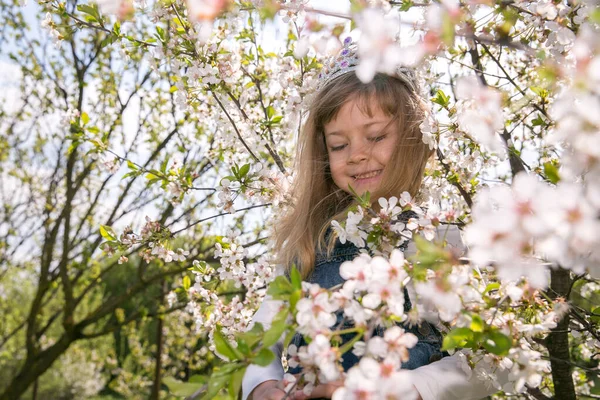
[242,40,500,400]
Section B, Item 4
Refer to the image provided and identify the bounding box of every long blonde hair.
[274,72,432,279]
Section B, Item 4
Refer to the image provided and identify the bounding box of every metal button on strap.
[418,323,431,336]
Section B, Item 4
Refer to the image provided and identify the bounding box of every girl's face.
[323,97,397,196]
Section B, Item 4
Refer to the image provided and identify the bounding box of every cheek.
[379,138,397,165]
[327,157,346,179]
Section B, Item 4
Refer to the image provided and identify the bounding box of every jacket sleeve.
[241,295,285,400]
[407,352,509,400]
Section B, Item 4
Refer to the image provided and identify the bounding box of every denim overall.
[287,214,445,384]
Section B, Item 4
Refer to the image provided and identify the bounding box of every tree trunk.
[0,335,73,400]
[150,280,166,400]
[546,268,576,400]
[32,379,37,400]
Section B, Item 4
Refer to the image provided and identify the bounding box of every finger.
[267,388,287,400]
[294,381,344,399]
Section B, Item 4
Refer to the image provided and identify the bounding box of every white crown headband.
[316,37,418,93]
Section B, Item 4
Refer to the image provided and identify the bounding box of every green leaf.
[190,374,208,384]
[590,306,600,323]
[267,275,293,298]
[266,105,275,119]
[289,289,301,312]
[283,328,297,349]
[213,327,240,361]
[238,163,250,179]
[99,225,117,241]
[397,0,414,11]
[346,184,370,207]
[126,160,138,170]
[440,13,455,47]
[100,34,118,47]
[349,0,366,13]
[201,372,229,400]
[252,348,275,366]
[442,327,473,351]
[432,89,450,108]
[76,4,100,21]
[160,156,170,173]
[80,112,89,125]
[531,114,545,127]
[483,331,512,356]
[164,376,205,397]
[236,322,265,350]
[470,314,485,333]
[263,316,288,347]
[154,26,166,43]
[236,337,250,355]
[590,7,600,24]
[543,162,560,184]
[483,282,500,295]
[530,86,549,100]
[121,171,136,180]
[290,266,302,290]
[228,367,246,399]
[183,275,191,291]
[410,235,451,270]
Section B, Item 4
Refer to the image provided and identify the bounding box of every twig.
[172,203,272,235]
[435,148,473,208]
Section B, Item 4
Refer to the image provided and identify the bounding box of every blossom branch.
[436,148,473,208]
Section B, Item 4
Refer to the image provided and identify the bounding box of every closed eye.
[330,144,346,152]
[369,134,387,142]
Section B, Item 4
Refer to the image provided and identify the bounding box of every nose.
[348,142,369,164]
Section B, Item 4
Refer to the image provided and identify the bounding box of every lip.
[352,169,383,181]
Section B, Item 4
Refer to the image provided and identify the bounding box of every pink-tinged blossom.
[377,197,402,217]
[365,257,407,316]
[339,254,373,291]
[466,172,600,283]
[303,334,342,382]
[354,8,404,83]
[346,207,368,248]
[414,265,480,322]
[517,310,558,337]
[533,0,558,20]
[366,326,418,363]
[419,112,438,150]
[455,76,506,155]
[294,36,310,59]
[415,279,462,322]
[383,250,409,283]
[186,0,229,21]
[342,298,374,326]
[96,0,133,19]
[296,284,338,336]
[508,346,551,393]
[332,357,418,400]
[465,174,550,287]
[330,220,347,244]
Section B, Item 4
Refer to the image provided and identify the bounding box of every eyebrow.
[325,120,390,137]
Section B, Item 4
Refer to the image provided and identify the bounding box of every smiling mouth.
[353,170,382,180]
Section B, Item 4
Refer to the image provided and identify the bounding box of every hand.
[249,380,287,400]
[291,380,344,400]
